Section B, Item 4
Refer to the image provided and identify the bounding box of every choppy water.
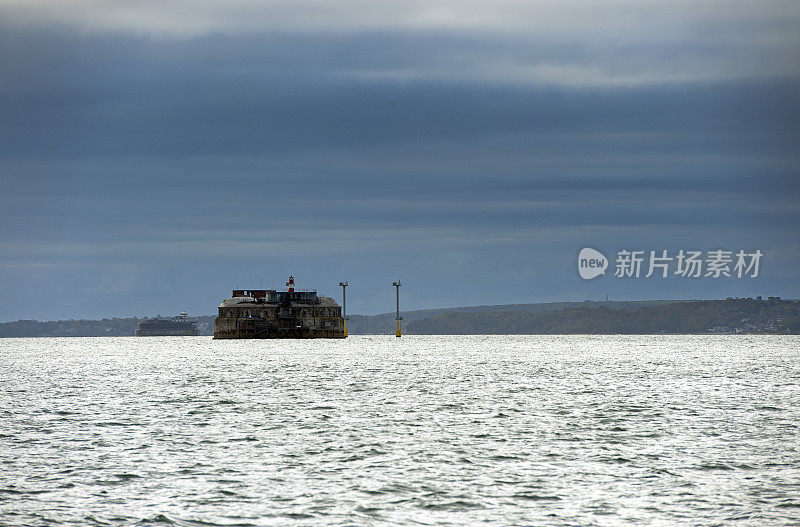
[1,335,799,526]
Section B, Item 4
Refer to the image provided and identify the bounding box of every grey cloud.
[11,4,800,88]
[0,12,798,321]
[2,28,799,160]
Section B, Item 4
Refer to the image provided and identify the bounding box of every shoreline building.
[213,277,345,339]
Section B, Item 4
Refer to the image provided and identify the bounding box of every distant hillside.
[405,299,799,335]
[2,299,796,337]
[0,316,215,338]
[347,300,682,334]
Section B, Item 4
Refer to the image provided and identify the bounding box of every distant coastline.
[1,298,797,337]
[401,298,799,335]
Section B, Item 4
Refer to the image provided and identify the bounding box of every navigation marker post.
[339,281,349,337]
[393,281,402,337]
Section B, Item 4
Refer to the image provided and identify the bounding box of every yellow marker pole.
[339,281,348,337]
[393,281,402,337]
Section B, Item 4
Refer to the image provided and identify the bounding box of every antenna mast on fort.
[393,281,402,337]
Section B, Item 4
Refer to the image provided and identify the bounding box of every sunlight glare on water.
[1,335,799,526]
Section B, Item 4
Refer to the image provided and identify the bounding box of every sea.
[1,335,798,526]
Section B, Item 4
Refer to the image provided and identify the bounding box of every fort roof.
[219,291,339,308]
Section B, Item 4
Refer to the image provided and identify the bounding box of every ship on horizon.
[136,313,199,337]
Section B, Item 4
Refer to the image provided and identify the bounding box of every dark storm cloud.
[2,28,799,158]
[0,10,798,319]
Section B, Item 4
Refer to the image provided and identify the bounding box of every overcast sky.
[1,0,798,320]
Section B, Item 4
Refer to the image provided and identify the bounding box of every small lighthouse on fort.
[286,275,295,292]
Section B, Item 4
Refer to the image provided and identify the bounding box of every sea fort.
[213,276,345,338]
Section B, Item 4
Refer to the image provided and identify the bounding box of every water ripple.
[1,335,798,526]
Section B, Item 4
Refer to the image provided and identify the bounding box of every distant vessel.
[214,276,345,339]
[136,313,199,336]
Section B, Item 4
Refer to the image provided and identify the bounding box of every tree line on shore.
[1,299,797,337]
[0,316,216,337]
[405,298,799,334]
